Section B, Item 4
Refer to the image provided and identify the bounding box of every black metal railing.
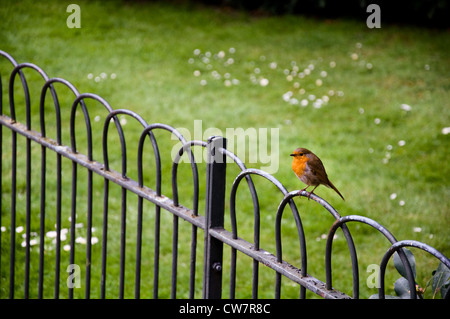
[0,51,448,299]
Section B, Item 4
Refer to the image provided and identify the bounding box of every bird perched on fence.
[290,147,345,201]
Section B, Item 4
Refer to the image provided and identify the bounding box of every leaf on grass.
[393,248,416,279]
[432,262,450,299]
[394,277,414,299]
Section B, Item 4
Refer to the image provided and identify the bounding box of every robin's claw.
[298,188,310,199]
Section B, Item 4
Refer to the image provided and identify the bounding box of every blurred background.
[0,0,448,299]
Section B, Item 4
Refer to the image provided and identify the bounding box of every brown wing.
[308,154,345,200]
[307,153,329,184]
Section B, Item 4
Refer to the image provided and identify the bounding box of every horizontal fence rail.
[0,50,448,299]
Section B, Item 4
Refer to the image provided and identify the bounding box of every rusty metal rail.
[1,51,448,299]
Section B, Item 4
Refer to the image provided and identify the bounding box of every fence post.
[203,136,227,299]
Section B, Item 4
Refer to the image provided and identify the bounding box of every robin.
[290,148,345,200]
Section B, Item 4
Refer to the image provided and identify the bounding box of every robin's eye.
[299,153,304,156]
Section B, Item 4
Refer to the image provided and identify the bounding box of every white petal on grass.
[283,91,293,102]
[289,98,299,105]
[259,78,269,87]
[76,237,87,244]
[400,104,412,111]
[46,231,57,238]
[21,239,38,247]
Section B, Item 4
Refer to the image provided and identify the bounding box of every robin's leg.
[299,186,309,197]
[307,185,319,200]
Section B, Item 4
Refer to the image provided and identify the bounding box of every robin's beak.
[290,154,295,157]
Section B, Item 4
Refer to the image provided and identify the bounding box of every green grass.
[1,0,449,299]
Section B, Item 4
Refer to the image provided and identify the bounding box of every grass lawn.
[0,0,449,299]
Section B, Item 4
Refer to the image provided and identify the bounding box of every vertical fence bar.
[189,225,197,299]
[153,206,161,298]
[9,130,17,299]
[171,215,179,299]
[119,187,127,299]
[24,137,31,298]
[69,162,77,299]
[203,136,227,299]
[101,179,109,299]
[38,144,46,298]
[54,153,62,299]
[85,169,93,299]
[135,194,143,299]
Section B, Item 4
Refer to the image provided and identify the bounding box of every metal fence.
[1,51,449,299]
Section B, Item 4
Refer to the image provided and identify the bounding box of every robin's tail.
[327,180,345,201]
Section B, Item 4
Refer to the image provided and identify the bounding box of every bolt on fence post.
[203,136,227,299]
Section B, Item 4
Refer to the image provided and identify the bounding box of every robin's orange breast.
[292,156,308,178]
